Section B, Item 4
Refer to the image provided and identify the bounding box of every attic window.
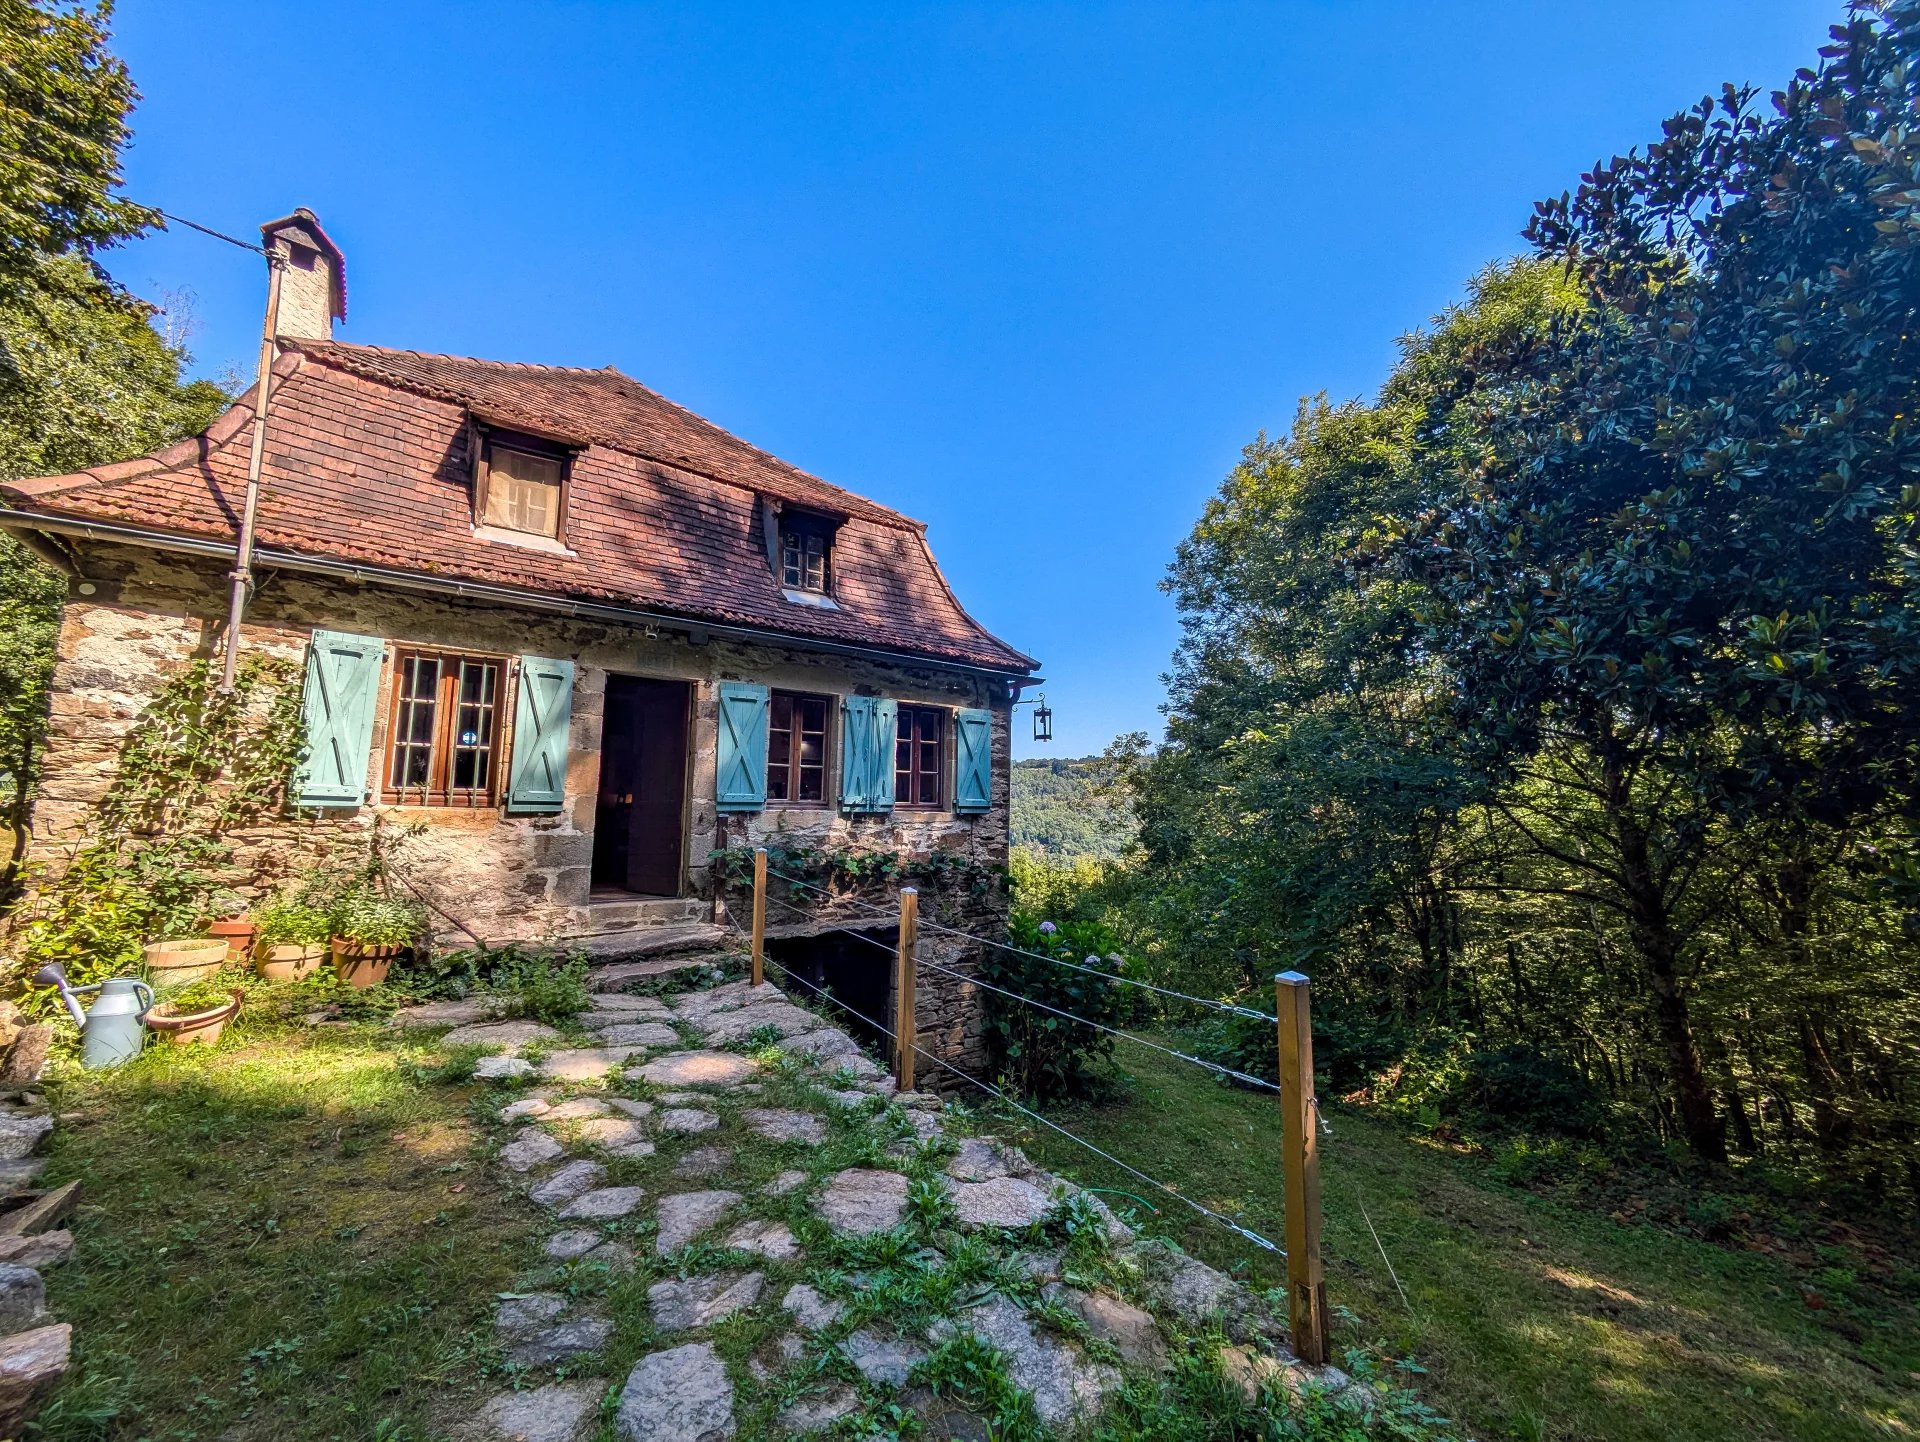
[780,513,833,595]
[476,429,569,541]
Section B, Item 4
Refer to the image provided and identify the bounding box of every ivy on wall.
[709,842,1007,904]
[8,653,307,992]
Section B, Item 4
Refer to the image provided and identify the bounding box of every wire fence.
[722,874,1296,1264]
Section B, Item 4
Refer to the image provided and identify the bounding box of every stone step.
[559,921,727,964]
[587,949,734,992]
[572,896,707,933]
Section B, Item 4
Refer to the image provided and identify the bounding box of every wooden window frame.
[474,425,572,543]
[767,689,832,806]
[380,647,510,807]
[894,704,946,810]
[779,512,835,594]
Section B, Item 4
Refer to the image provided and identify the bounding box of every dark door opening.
[767,928,895,1054]
[592,675,691,896]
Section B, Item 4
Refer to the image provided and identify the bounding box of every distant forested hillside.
[1011,756,1136,859]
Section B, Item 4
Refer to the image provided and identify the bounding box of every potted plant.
[144,936,230,992]
[144,978,243,1047]
[330,891,424,988]
[252,897,333,982]
[205,890,256,961]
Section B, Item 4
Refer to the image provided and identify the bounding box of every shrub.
[253,896,333,947]
[1197,993,1409,1093]
[331,891,426,947]
[979,912,1138,1100]
[1462,1045,1606,1139]
[404,944,588,1024]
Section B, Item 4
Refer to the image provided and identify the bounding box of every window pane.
[486,446,563,537]
[451,660,499,795]
[390,655,440,791]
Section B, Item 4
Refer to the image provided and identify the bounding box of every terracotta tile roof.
[2,344,1036,674]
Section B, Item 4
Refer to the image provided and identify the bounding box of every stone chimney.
[259,208,346,341]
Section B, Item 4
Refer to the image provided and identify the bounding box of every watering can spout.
[33,966,86,1031]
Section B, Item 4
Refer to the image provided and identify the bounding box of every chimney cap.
[260,207,347,323]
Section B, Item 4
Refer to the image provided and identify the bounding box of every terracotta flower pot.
[253,940,327,983]
[144,939,228,991]
[208,917,256,962]
[331,938,401,989]
[145,989,243,1047]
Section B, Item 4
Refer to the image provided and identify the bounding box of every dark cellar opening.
[765,927,896,1053]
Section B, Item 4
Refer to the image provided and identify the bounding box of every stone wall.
[26,541,1013,1076]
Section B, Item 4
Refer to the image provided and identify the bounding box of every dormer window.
[780,514,832,594]
[475,428,570,542]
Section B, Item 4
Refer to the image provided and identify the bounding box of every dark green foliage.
[396,942,591,1024]
[1125,4,1920,1200]
[1198,995,1407,1096]
[980,913,1137,1099]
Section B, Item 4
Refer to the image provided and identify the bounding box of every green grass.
[1009,1047,1920,1442]
[30,1018,531,1442]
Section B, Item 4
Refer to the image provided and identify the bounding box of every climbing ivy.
[9,653,307,994]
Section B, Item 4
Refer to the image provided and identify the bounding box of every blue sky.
[104,1,1833,756]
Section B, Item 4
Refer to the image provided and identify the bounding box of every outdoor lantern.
[1033,694,1052,743]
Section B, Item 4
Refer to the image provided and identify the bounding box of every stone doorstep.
[587,952,731,991]
[561,923,726,963]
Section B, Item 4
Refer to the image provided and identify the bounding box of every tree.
[0,5,228,892]
[1386,2,1920,1160]
[0,1,154,283]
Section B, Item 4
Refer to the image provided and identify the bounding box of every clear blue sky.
[103,1,1834,757]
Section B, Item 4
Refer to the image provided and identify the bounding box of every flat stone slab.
[633,1050,758,1088]
[698,1001,821,1044]
[764,1169,808,1196]
[822,1088,872,1109]
[616,1341,734,1442]
[541,1047,642,1081]
[673,1146,734,1179]
[542,1098,612,1122]
[442,1020,562,1051]
[510,1316,614,1367]
[742,1108,828,1145]
[544,1228,606,1261]
[661,1108,720,1134]
[946,1138,1011,1183]
[648,1270,764,1330]
[655,1190,741,1254]
[499,1128,566,1173]
[529,1160,608,1208]
[606,1097,656,1120]
[609,1139,658,1160]
[500,1097,551,1122]
[951,1176,1053,1230]
[777,1386,861,1434]
[495,1292,568,1338]
[841,1330,926,1386]
[932,1296,1118,1426]
[472,1054,535,1080]
[782,1283,844,1331]
[1047,1285,1168,1367]
[817,1168,911,1235]
[468,1379,598,1442]
[722,1219,799,1261]
[572,1117,649,1149]
[393,998,497,1028]
[777,1029,862,1062]
[579,1239,636,1273]
[585,993,672,1014]
[593,1021,682,1047]
[558,1186,647,1221]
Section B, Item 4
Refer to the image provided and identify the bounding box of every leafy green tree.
[0,0,154,281]
[1386,1,1920,1161]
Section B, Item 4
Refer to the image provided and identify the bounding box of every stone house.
[0,211,1039,1074]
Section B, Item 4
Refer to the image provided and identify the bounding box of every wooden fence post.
[895,887,919,1091]
[1275,970,1328,1365]
[750,847,767,988]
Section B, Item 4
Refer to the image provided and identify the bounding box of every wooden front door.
[592,676,690,896]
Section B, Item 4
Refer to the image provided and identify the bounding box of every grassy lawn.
[30,1017,530,1442]
[1012,1045,1920,1442]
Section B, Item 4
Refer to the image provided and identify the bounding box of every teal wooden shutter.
[716,682,770,812]
[954,708,992,813]
[295,629,383,808]
[840,696,898,813]
[507,655,574,813]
